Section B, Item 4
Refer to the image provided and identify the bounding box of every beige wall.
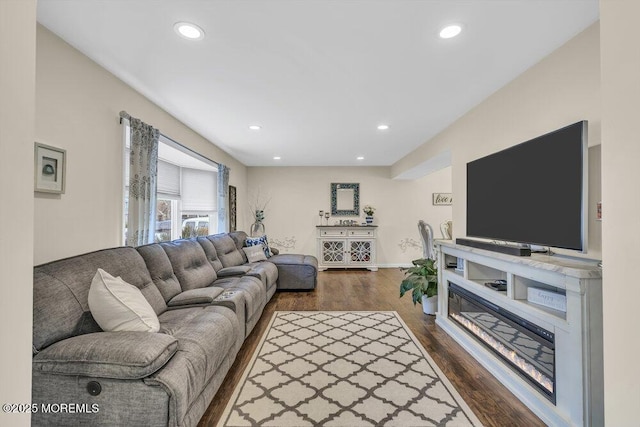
[247,166,452,266]
[600,0,640,424]
[0,1,36,425]
[392,23,602,259]
[34,25,248,264]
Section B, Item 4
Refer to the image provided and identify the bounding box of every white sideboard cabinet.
[316,226,378,271]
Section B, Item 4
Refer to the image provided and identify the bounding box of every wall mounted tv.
[466,121,588,252]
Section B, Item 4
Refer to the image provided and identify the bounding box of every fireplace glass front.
[448,282,556,403]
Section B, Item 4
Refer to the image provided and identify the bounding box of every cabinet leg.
[367,267,378,272]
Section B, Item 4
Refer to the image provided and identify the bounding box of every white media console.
[436,240,603,427]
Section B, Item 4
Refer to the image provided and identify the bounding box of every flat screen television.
[466,121,588,252]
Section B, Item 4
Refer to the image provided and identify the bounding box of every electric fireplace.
[448,282,556,403]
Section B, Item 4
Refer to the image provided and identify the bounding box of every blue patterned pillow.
[245,235,272,258]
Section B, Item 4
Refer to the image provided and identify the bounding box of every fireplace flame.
[451,313,553,394]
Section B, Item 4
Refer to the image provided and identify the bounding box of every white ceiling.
[37,0,599,167]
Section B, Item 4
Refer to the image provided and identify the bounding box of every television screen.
[466,121,587,251]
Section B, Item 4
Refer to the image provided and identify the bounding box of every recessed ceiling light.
[273,156,281,160]
[377,124,389,130]
[174,22,205,40]
[357,156,365,160]
[439,24,462,39]
[248,125,261,131]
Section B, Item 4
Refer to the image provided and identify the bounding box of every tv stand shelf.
[436,240,603,427]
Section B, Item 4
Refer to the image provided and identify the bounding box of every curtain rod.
[119,110,223,168]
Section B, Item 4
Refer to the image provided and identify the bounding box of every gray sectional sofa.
[32,231,317,426]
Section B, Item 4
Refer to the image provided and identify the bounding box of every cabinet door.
[321,239,346,265]
[348,239,374,265]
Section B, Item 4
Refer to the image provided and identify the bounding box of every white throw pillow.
[243,245,268,263]
[88,268,160,333]
[245,235,272,257]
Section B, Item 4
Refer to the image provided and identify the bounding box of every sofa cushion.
[149,306,240,424]
[243,245,267,262]
[209,234,245,268]
[137,243,182,302]
[245,235,272,257]
[197,236,224,271]
[160,239,217,290]
[167,287,224,307]
[33,247,167,353]
[229,231,250,263]
[88,269,160,333]
[212,276,265,318]
[33,331,178,379]
[245,261,279,290]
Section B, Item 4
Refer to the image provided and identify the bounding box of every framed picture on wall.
[229,185,237,232]
[432,193,452,206]
[34,142,66,194]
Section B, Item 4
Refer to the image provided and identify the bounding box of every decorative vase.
[250,221,265,237]
[422,295,437,315]
[365,215,373,224]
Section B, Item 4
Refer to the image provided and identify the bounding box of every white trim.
[376,263,412,268]
[120,117,129,246]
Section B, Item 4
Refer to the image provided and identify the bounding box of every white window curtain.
[125,112,159,246]
[218,164,230,232]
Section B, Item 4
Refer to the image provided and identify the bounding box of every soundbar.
[455,238,531,257]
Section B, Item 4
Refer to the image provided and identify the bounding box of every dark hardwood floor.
[198,269,545,427]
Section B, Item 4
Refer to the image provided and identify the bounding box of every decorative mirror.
[331,183,360,216]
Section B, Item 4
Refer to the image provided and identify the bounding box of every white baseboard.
[377,263,412,268]
[317,264,412,270]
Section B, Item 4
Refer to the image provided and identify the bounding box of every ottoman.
[269,254,318,290]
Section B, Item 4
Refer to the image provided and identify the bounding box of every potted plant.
[399,258,438,315]
[363,204,375,224]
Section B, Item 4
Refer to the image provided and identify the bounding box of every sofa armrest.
[217,265,252,277]
[167,287,224,307]
[33,332,178,379]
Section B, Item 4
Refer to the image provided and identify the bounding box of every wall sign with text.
[432,193,453,206]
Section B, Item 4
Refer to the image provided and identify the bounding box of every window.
[122,123,218,244]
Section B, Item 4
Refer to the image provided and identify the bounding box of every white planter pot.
[422,295,437,315]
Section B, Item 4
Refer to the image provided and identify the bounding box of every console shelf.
[436,240,603,427]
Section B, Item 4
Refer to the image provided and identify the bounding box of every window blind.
[157,160,180,196]
[182,168,217,212]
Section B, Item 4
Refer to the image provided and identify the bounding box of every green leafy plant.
[399,258,438,305]
[363,205,375,216]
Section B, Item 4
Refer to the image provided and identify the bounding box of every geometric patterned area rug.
[218,311,483,426]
